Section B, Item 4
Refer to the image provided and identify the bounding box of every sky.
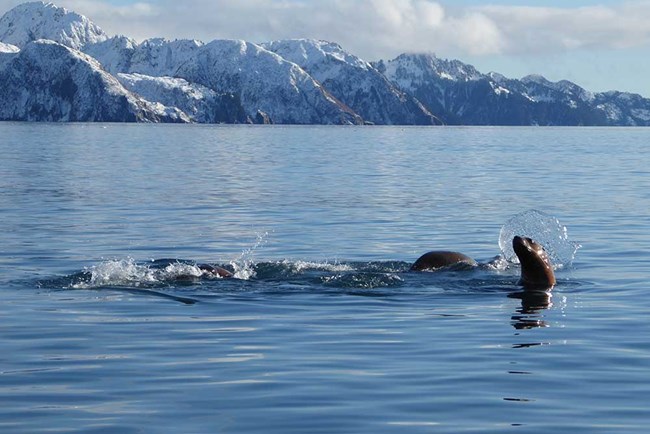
[1,0,649,96]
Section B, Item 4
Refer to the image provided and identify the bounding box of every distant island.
[1,1,649,125]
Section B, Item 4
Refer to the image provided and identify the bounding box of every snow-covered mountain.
[0,39,185,122]
[172,39,362,124]
[593,91,650,126]
[86,37,205,78]
[117,73,247,123]
[1,1,649,125]
[262,39,440,125]
[377,53,650,126]
[0,2,361,124]
[87,37,362,124]
[0,1,107,49]
[82,35,138,75]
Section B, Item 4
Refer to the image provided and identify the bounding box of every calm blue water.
[1,123,649,433]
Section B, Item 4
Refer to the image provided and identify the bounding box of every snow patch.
[490,81,510,96]
[596,103,622,121]
[0,41,19,53]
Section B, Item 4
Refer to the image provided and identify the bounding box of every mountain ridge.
[0,39,186,122]
[1,1,648,125]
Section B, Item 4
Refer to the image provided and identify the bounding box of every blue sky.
[2,0,649,96]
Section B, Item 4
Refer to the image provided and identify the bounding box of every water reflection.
[509,291,552,330]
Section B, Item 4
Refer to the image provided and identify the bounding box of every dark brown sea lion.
[411,236,556,290]
[512,236,555,289]
[198,264,233,278]
[410,251,477,271]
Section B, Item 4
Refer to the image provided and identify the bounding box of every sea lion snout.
[513,236,539,254]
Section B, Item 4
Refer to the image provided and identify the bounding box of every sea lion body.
[410,251,477,271]
[512,236,555,289]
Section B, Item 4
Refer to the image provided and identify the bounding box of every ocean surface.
[1,123,649,433]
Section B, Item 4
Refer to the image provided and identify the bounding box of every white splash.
[77,258,157,288]
[285,260,355,273]
[498,210,581,268]
[159,262,203,279]
[73,258,216,289]
[229,232,270,280]
[483,255,510,271]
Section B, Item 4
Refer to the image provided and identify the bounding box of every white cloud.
[477,3,650,54]
[1,0,650,60]
[444,12,505,56]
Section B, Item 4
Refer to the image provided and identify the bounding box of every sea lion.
[174,263,233,281]
[410,251,477,271]
[198,264,233,278]
[411,236,556,290]
[512,236,555,289]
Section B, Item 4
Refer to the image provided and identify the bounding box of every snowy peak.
[487,71,508,84]
[171,38,362,124]
[521,74,594,103]
[521,74,551,86]
[0,1,107,49]
[378,52,614,125]
[522,74,584,96]
[82,35,138,75]
[84,37,206,77]
[143,37,203,49]
[88,35,363,124]
[263,39,371,71]
[383,53,483,86]
[263,39,438,125]
[128,38,205,77]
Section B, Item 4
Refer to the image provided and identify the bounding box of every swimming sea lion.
[198,264,233,278]
[174,263,233,281]
[410,251,477,271]
[411,236,556,290]
[512,236,555,289]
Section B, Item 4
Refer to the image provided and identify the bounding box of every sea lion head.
[512,236,556,289]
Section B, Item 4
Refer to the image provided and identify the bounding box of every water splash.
[498,210,580,268]
[285,260,355,273]
[322,272,404,289]
[482,255,510,271]
[158,262,204,279]
[72,258,222,289]
[76,258,157,288]
[230,232,269,280]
